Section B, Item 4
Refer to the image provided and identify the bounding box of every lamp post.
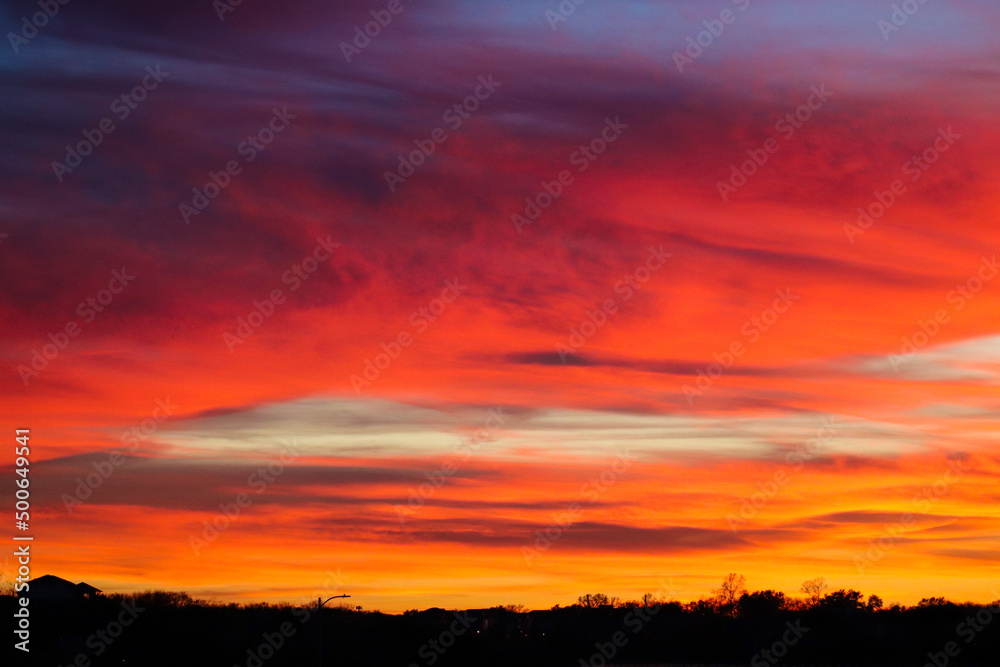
[316,594,350,667]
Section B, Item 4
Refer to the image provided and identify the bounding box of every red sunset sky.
[2,0,999,611]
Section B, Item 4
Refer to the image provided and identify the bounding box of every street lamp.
[315,594,350,667]
[317,594,350,610]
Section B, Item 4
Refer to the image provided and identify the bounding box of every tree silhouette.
[737,590,787,617]
[577,593,611,608]
[684,598,720,614]
[917,596,951,607]
[21,582,1000,667]
[800,576,828,605]
[818,589,864,610]
[713,573,747,606]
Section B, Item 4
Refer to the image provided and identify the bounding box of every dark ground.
[7,594,1000,667]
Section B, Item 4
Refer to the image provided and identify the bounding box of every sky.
[2,0,999,612]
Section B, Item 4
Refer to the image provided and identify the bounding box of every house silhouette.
[31,575,102,601]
